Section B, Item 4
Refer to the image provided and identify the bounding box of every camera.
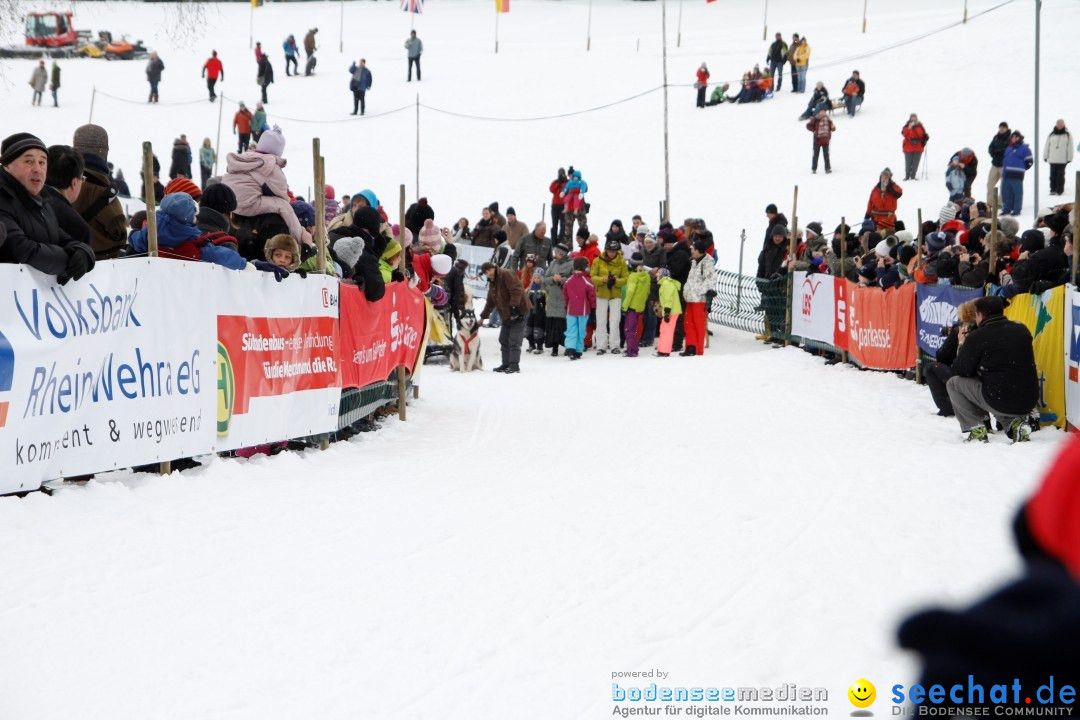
[939,321,975,337]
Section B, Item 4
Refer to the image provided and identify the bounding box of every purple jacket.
[562,272,597,316]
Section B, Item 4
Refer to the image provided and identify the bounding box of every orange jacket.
[233,109,253,134]
[866,181,903,230]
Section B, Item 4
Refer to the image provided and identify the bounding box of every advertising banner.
[1066,286,1080,429]
[915,284,984,355]
[215,270,341,451]
[338,282,427,389]
[1004,286,1066,428]
[789,272,836,345]
[456,243,492,300]
[0,260,216,494]
[834,281,917,370]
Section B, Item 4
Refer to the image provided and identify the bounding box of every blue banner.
[915,284,984,355]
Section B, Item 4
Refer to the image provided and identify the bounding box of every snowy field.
[0,328,1068,719]
[0,0,1077,718]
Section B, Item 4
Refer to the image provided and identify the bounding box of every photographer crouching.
[945,296,1038,443]
[925,300,977,417]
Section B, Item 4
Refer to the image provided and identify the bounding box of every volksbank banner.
[0,260,216,494]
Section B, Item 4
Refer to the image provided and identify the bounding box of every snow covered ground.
[0,1,1077,717]
[0,326,1068,719]
[1,0,1078,270]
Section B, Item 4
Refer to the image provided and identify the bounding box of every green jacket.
[623,269,651,312]
[659,277,682,315]
[379,258,393,283]
[710,86,726,104]
[299,247,335,275]
[590,252,628,299]
[252,109,267,133]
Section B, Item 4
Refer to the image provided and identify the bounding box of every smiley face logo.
[848,679,876,709]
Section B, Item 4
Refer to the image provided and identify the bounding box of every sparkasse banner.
[215,269,341,451]
[338,282,427,389]
[0,260,216,494]
[834,280,917,370]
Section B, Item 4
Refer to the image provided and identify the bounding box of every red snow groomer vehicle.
[0,11,90,59]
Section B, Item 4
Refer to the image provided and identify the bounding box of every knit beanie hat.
[576,227,590,241]
[858,264,877,282]
[72,124,109,161]
[629,252,644,267]
[926,231,949,252]
[419,218,442,247]
[506,206,516,217]
[324,184,335,200]
[353,206,383,236]
[335,235,364,270]
[200,182,237,215]
[431,253,452,276]
[1,132,47,166]
[693,237,711,254]
[160,192,197,226]
[381,238,402,261]
[164,176,202,201]
[806,221,823,238]
[657,268,671,279]
[291,200,316,227]
[393,224,415,246]
[255,125,286,157]
[898,245,917,266]
[553,242,569,256]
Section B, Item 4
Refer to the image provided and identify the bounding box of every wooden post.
[762,0,768,41]
[840,215,848,365]
[915,208,924,384]
[1073,172,1079,286]
[963,0,968,23]
[916,208,924,263]
[988,188,999,279]
[313,139,327,274]
[587,0,593,50]
[784,212,798,347]
[88,86,96,123]
[142,142,170,476]
[397,366,407,421]
[862,0,868,33]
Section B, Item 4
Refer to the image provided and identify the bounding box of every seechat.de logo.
[0,329,13,430]
[849,678,876,715]
[216,341,235,437]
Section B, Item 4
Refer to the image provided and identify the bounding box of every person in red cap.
[164,176,203,202]
[1014,434,1080,578]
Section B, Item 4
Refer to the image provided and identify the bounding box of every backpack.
[231,212,290,261]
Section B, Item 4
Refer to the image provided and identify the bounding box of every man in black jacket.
[662,232,691,351]
[444,258,468,326]
[0,133,95,283]
[946,296,1038,443]
[986,121,1010,205]
[766,33,788,91]
[44,144,92,249]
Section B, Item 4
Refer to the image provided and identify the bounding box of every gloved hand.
[63,245,93,284]
[293,268,308,278]
[606,274,616,289]
[509,308,525,325]
[663,309,671,323]
[253,260,290,282]
[704,290,717,308]
[391,270,406,283]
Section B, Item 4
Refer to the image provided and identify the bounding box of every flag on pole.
[495,0,509,13]
[401,0,424,14]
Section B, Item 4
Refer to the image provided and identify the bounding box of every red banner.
[339,283,427,389]
[217,316,340,416]
[834,281,917,370]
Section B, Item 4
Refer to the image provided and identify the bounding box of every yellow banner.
[1004,285,1066,428]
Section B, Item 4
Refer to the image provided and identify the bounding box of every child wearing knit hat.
[525,268,547,354]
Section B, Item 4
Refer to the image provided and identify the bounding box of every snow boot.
[1007,417,1031,444]
[551,347,559,357]
[492,364,509,373]
[679,346,697,357]
[964,426,990,443]
[505,363,520,374]
[655,351,670,357]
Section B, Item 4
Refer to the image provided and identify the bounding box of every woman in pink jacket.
[222,125,313,249]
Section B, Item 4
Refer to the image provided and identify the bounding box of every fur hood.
[264,233,301,270]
